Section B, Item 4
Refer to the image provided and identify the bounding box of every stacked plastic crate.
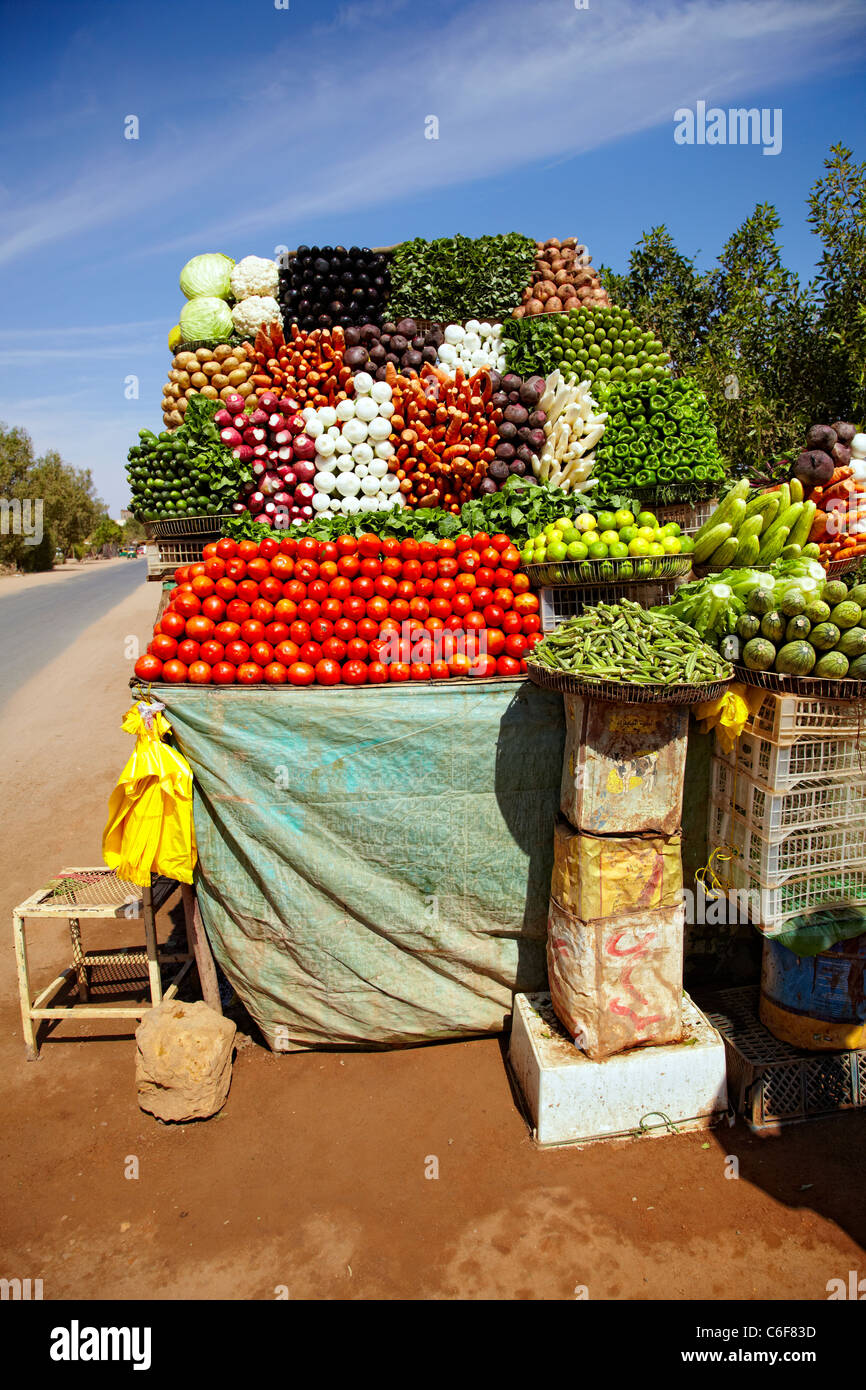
[708,693,866,936]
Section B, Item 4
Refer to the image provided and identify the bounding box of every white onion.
[377,401,394,418]
[376,495,393,510]
[315,433,336,458]
[370,381,392,404]
[318,406,337,429]
[366,416,391,442]
[335,471,361,497]
[305,416,324,438]
[343,418,367,445]
[374,441,395,460]
[368,457,388,478]
[313,470,337,494]
[359,494,379,512]
[351,442,374,465]
[380,472,399,495]
[335,399,356,421]
[340,494,361,514]
[360,474,380,497]
[334,435,353,455]
[351,372,374,395]
[355,396,379,423]
[311,492,331,512]
[444,324,463,344]
[355,463,369,478]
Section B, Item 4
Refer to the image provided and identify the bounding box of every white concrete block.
[508,991,729,1147]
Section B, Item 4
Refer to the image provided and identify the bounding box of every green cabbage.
[179,253,234,301]
[179,296,234,343]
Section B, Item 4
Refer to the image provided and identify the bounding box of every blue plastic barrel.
[760,934,866,1051]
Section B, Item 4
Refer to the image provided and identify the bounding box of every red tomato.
[505,633,527,658]
[177,639,200,664]
[204,557,226,581]
[358,533,382,558]
[161,659,188,683]
[188,660,212,685]
[212,662,237,685]
[288,661,315,685]
[493,587,514,609]
[409,597,430,621]
[333,618,357,641]
[299,641,323,665]
[259,537,280,560]
[342,660,368,685]
[237,579,259,603]
[310,618,334,644]
[524,631,544,652]
[395,580,415,601]
[264,662,287,684]
[351,576,374,600]
[496,655,522,677]
[250,599,274,623]
[410,662,430,681]
[346,637,368,660]
[454,571,476,594]
[500,546,522,571]
[484,629,506,657]
[367,662,389,684]
[284,579,307,603]
[237,662,264,684]
[134,653,163,681]
[336,535,358,556]
[322,637,348,662]
[226,599,251,624]
[295,560,319,584]
[449,652,471,677]
[476,569,496,591]
[458,550,480,573]
[159,609,185,638]
[321,598,343,621]
[216,538,237,560]
[359,557,382,579]
[389,598,410,622]
[225,558,247,582]
[382,556,402,578]
[215,621,241,643]
[174,592,201,618]
[522,614,542,633]
[416,578,434,598]
[270,554,294,580]
[298,599,321,624]
[191,575,215,598]
[429,598,452,621]
[319,542,339,563]
[480,547,500,569]
[513,592,540,615]
[275,640,300,665]
[275,599,299,622]
[357,617,379,641]
[381,537,401,557]
[493,569,514,591]
[470,654,498,678]
[151,633,178,661]
[337,555,360,580]
[483,605,505,629]
[240,619,266,645]
[259,577,283,604]
[189,563,206,578]
[215,578,237,602]
[289,621,311,646]
[308,580,329,603]
[265,621,290,645]
[438,539,457,556]
[433,577,456,599]
[451,593,473,617]
[464,611,486,631]
[225,640,250,665]
[329,576,352,600]
[315,658,342,686]
[279,537,298,557]
[401,559,422,583]
[454,535,473,552]
[400,539,420,560]
[297,537,319,559]
[174,566,191,585]
[502,611,523,635]
[471,532,491,550]
[388,662,411,682]
[342,596,367,622]
[430,660,450,680]
[378,617,401,634]
[200,640,225,665]
[251,641,274,666]
[202,543,218,559]
[490,533,511,552]
[237,540,259,561]
[246,558,270,584]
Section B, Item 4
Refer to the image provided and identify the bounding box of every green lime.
[587,541,608,560]
[547,541,568,561]
[637,511,658,528]
[566,540,588,561]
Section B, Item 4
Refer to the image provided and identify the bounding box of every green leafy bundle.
[592,378,729,505]
[126,395,249,521]
[499,313,561,378]
[387,233,536,322]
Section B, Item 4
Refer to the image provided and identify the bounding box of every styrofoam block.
[508,991,728,1147]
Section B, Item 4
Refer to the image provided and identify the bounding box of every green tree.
[27,451,103,559]
[807,142,866,421]
[90,516,124,550]
[601,227,715,373]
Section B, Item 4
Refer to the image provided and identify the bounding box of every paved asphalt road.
[0,560,148,710]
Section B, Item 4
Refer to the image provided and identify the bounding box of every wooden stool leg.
[13,914,39,1061]
[143,883,163,1007]
[68,917,89,1002]
[181,883,223,1016]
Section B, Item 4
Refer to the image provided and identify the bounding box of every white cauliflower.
[230,255,280,301]
[231,295,282,337]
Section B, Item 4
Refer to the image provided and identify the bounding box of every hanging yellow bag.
[693,682,765,755]
[102,700,197,886]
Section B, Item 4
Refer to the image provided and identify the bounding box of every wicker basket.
[524,554,691,588]
[144,514,233,541]
[733,664,866,701]
[525,662,731,705]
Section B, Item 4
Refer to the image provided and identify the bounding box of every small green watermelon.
[815,650,850,678]
[849,654,866,680]
[748,587,775,616]
[811,622,841,651]
[847,583,866,608]
[837,627,866,658]
[805,599,831,625]
[822,580,849,606]
[743,638,776,671]
[786,615,812,642]
[737,614,762,641]
[830,601,862,631]
[775,641,817,675]
[779,587,806,618]
[761,610,786,642]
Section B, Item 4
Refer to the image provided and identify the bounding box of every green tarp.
[159,680,565,1049]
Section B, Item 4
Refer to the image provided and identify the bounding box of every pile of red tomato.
[133,531,542,686]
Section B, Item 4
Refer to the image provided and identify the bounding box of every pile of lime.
[553,306,670,391]
[521,509,695,567]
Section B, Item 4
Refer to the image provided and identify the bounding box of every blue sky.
[1,0,864,515]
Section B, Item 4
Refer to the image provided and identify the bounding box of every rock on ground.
[136,1000,236,1122]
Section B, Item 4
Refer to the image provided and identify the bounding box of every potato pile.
[161,343,259,428]
[513,237,609,318]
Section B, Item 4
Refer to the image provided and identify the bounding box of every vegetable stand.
[154,678,565,1049]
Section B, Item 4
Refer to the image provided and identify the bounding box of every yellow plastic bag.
[103,701,197,886]
[693,682,765,755]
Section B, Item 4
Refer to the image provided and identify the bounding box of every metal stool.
[12,868,221,1060]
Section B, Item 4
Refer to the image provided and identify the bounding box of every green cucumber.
[693,521,733,564]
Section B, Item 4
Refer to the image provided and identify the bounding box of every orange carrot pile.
[807,467,866,561]
[386,364,501,512]
[245,323,354,409]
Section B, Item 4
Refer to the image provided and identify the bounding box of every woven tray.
[523,554,691,588]
[825,556,864,577]
[525,662,731,705]
[144,514,233,540]
[733,664,866,701]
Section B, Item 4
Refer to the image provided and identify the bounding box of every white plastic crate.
[716,728,866,791]
[746,692,866,746]
[709,801,866,885]
[539,580,681,633]
[709,758,866,838]
[719,853,866,933]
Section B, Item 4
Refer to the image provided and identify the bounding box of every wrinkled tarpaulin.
[159,680,565,1048]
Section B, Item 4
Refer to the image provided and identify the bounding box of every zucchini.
[776,482,791,514]
[757,525,791,564]
[787,499,817,549]
[737,514,764,543]
[733,533,761,566]
[709,536,741,570]
[693,521,733,564]
[789,476,804,503]
[693,480,750,544]
[744,492,780,531]
[761,501,804,547]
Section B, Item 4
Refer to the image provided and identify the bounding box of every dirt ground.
[1,577,864,1301]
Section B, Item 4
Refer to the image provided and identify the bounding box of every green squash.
[743,638,776,671]
[810,622,841,651]
[830,601,863,631]
[786,615,812,642]
[760,610,786,643]
[775,641,816,675]
[837,627,866,658]
[814,650,849,678]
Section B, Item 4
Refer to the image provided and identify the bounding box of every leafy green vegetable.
[126,394,249,522]
[179,253,234,300]
[387,233,536,322]
[500,314,560,378]
[179,296,234,344]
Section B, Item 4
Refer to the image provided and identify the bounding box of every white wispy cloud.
[1,0,863,268]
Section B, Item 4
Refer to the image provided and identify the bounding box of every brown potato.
[221,355,239,371]
[212,373,230,389]
[161,398,173,413]
[563,297,581,310]
[549,257,564,272]
[237,382,253,397]
[202,360,221,376]
[190,371,208,388]
[176,370,191,388]
[227,368,247,386]
[185,386,200,399]
[554,270,572,285]
[526,298,545,315]
[174,351,196,370]
[195,347,211,362]
[220,385,237,401]
[200,384,218,399]
[511,305,527,319]
[561,237,577,249]
[168,410,184,427]
[213,344,232,361]
[535,279,557,300]
[545,296,563,313]
[168,368,179,382]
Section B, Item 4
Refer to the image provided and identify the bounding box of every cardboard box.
[551,817,682,922]
[561,696,688,836]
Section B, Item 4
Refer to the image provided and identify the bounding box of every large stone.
[135,1000,236,1122]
